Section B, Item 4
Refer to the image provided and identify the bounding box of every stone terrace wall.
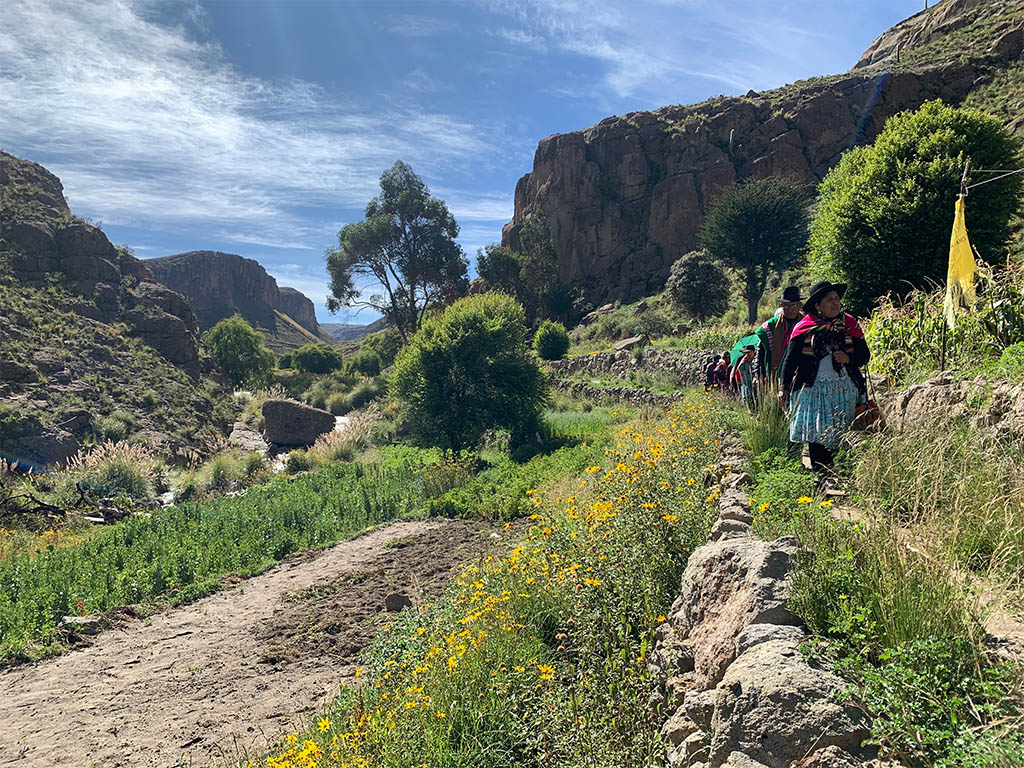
[649,438,888,768]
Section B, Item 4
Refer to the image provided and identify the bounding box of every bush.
[95,414,131,443]
[346,378,385,411]
[303,372,357,410]
[665,250,731,321]
[325,392,351,416]
[284,450,319,474]
[391,293,548,451]
[198,452,244,493]
[292,343,343,375]
[67,442,159,501]
[347,349,382,377]
[202,316,275,388]
[278,353,292,369]
[360,328,403,369]
[533,320,570,360]
[809,100,1024,315]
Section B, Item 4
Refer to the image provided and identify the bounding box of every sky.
[1,0,926,323]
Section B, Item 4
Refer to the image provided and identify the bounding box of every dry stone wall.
[650,438,887,768]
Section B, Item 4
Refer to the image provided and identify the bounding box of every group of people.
[701,281,871,474]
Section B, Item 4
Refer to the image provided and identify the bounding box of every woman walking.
[777,281,870,474]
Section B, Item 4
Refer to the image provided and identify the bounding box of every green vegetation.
[665,250,731,321]
[263,395,729,768]
[809,100,1024,315]
[326,161,469,341]
[700,177,809,323]
[391,293,547,451]
[743,395,1024,766]
[477,213,571,325]
[292,343,343,374]
[202,316,275,388]
[533,319,570,360]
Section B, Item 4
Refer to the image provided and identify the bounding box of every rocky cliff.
[0,150,233,465]
[146,251,329,353]
[502,0,1024,308]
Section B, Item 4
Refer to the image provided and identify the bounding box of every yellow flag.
[944,195,978,329]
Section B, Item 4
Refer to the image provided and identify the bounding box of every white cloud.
[0,0,495,245]
[476,0,845,102]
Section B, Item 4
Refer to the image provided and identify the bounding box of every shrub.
[67,442,159,501]
[325,392,351,416]
[346,378,385,411]
[347,349,382,377]
[809,100,1024,315]
[198,452,244,493]
[304,372,357,411]
[533,320,570,360]
[278,353,293,370]
[360,328,403,369]
[391,293,548,451]
[635,309,674,338]
[665,250,731,321]
[292,343,343,375]
[284,450,319,474]
[202,316,275,388]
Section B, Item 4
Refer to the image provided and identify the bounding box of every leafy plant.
[534,320,570,360]
[665,250,731,321]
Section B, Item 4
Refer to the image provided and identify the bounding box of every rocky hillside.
[320,317,389,342]
[502,0,1024,308]
[146,251,332,353]
[0,150,234,466]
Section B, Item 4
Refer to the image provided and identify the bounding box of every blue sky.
[2,0,924,323]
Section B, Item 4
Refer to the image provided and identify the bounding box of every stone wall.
[649,439,886,768]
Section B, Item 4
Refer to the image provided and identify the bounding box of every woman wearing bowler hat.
[777,281,870,474]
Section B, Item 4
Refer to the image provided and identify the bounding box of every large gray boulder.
[261,400,334,446]
[707,638,872,767]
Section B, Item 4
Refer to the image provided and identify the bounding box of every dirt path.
[0,518,496,768]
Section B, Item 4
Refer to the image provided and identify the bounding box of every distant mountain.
[502,0,1024,309]
[320,317,389,342]
[146,251,335,353]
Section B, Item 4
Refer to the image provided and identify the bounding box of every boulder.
[228,421,270,454]
[614,335,649,352]
[261,400,335,446]
[123,307,200,377]
[708,638,872,767]
[0,359,38,383]
[7,427,79,467]
[57,408,93,435]
[672,536,801,688]
[384,593,413,612]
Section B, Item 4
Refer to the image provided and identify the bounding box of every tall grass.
[855,422,1024,588]
[742,383,791,456]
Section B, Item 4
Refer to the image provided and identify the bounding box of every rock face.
[502,0,1024,308]
[278,287,318,334]
[261,400,335,446]
[146,251,326,352]
[0,150,230,464]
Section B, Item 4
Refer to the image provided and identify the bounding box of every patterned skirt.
[788,375,860,449]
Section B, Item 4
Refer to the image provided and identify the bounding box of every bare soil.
[0,518,497,768]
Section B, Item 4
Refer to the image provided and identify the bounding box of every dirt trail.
[0,518,495,768]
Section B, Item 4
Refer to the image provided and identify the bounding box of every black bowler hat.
[778,285,806,304]
[803,281,848,314]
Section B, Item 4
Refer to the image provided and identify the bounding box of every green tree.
[360,328,403,369]
[533,320,570,360]
[292,343,343,374]
[700,178,809,323]
[202,317,274,388]
[665,250,731,321]
[809,100,1024,315]
[476,213,571,324]
[391,293,547,452]
[326,161,469,342]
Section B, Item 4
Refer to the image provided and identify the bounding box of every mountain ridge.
[501,0,1024,310]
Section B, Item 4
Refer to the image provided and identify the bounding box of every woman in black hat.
[777,281,870,473]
